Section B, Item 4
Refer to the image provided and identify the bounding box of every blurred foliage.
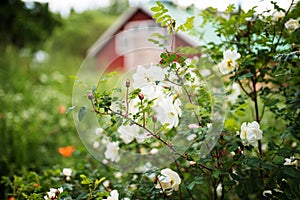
[46,10,117,57]
[0,0,61,50]
[106,0,129,14]
[0,4,118,199]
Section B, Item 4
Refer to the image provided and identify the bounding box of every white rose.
[103,190,119,200]
[62,168,72,181]
[240,121,263,147]
[271,11,285,21]
[155,168,181,195]
[118,124,147,144]
[104,142,120,163]
[132,65,166,89]
[153,96,182,129]
[285,18,299,31]
[44,187,63,200]
[218,50,241,75]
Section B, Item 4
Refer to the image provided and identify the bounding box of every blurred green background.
[0,0,122,197]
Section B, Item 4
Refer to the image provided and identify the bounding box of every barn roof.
[87,3,218,57]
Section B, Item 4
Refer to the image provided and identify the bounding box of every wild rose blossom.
[62,168,72,181]
[218,50,241,74]
[239,121,263,147]
[155,168,181,195]
[104,142,120,163]
[44,187,63,200]
[132,65,166,89]
[153,96,182,129]
[118,124,147,144]
[103,190,119,200]
[285,18,300,31]
[271,11,285,21]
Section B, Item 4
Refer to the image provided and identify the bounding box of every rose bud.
[138,92,144,100]
[88,93,94,100]
[152,115,157,122]
[126,79,130,87]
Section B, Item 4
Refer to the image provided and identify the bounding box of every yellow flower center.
[226,59,234,70]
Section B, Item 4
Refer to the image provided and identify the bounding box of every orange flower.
[58,146,75,157]
[58,104,66,115]
[8,197,15,200]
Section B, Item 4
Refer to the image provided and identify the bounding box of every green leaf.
[182,16,195,31]
[156,16,165,23]
[212,169,221,178]
[238,73,254,80]
[281,167,300,178]
[277,148,292,157]
[151,32,166,39]
[243,157,260,168]
[78,107,87,121]
[148,38,159,44]
[66,106,76,114]
[80,174,92,185]
[153,12,162,19]
[222,180,236,186]
[95,177,106,188]
[151,6,161,12]
[187,181,195,190]
[225,4,235,13]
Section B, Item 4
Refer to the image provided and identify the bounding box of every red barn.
[88,6,198,72]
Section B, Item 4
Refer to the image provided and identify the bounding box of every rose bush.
[2,1,300,199]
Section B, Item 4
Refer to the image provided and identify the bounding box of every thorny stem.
[103,106,214,172]
[237,79,250,97]
[125,86,129,116]
[140,99,146,127]
[170,25,176,52]
[168,27,201,126]
[172,157,197,200]
[251,76,262,155]
[156,175,167,198]
[251,75,264,187]
[171,69,202,126]
[172,158,183,200]
[259,104,265,122]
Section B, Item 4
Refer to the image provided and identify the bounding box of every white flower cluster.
[44,187,63,200]
[155,168,181,196]
[239,121,263,147]
[130,65,183,130]
[100,62,202,163]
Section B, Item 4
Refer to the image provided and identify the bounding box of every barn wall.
[94,9,197,72]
